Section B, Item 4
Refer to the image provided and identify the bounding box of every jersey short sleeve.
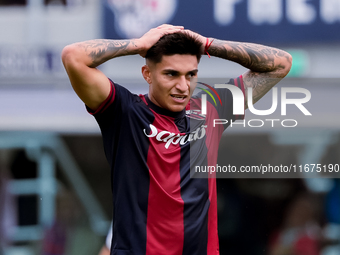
[86,79,134,117]
[86,79,145,167]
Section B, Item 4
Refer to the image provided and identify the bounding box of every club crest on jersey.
[186,110,206,120]
[143,124,207,149]
[107,0,178,38]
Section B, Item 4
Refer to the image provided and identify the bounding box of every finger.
[183,29,197,35]
[183,29,206,41]
[157,24,184,30]
[162,28,184,36]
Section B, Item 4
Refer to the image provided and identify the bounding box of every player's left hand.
[137,24,184,57]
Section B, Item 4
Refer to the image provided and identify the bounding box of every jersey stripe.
[180,98,209,255]
[205,99,224,255]
[145,110,184,255]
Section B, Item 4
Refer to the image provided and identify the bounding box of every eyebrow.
[163,69,198,75]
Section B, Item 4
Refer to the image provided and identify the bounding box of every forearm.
[62,39,141,68]
[207,39,292,76]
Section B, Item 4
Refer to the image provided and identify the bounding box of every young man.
[62,24,292,255]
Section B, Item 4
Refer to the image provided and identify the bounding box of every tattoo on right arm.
[76,39,138,67]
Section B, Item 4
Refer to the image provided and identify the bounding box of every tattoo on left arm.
[209,39,290,73]
[208,39,292,106]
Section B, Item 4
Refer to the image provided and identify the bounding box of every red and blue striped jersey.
[88,76,245,255]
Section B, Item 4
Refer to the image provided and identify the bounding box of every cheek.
[155,79,172,93]
[150,83,168,102]
[189,79,197,91]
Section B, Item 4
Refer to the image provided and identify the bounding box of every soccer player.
[62,24,292,255]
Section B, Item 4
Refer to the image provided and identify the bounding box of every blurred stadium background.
[0,0,340,254]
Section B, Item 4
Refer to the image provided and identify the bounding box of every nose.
[175,75,189,92]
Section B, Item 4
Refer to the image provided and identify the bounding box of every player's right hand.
[137,24,184,57]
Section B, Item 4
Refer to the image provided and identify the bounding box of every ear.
[142,65,152,84]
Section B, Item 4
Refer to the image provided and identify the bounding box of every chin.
[169,104,186,112]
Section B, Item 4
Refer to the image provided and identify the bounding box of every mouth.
[170,94,187,102]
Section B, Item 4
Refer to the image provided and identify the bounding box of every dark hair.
[145,32,203,63]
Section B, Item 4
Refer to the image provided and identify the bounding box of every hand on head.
[138,24,184,57]
[138,25,207,57]
[182,29,207,54]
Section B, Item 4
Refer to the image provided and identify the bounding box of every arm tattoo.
[243,72,277,105]
[209,39,292,106]
[209,39,289,73]
[77,39,138,67]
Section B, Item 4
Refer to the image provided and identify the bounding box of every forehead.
[153,54,198,72]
